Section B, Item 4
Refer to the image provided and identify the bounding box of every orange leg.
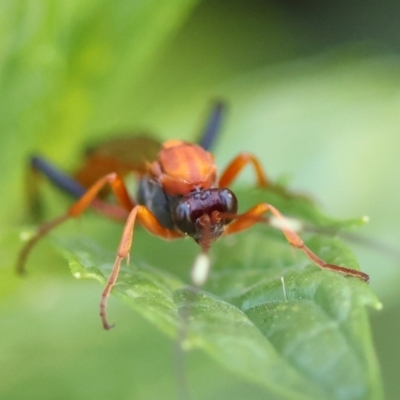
[68,173,134,216]
[223,203,370,283]
[100,205,183,330]
[218,152,269,188]
[17,173,134,274]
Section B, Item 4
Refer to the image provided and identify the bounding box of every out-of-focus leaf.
[0,0,200,225]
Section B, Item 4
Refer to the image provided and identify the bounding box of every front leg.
[101,205,184,330]
[223,203,370,283]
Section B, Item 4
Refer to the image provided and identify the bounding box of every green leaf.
[56,187,382,400]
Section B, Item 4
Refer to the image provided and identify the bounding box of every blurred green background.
[1,0,400,399]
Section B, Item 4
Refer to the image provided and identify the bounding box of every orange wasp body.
[17,104,369,330]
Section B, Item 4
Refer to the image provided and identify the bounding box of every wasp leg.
[17,173,133,275]
[27,156,128,222]
[218,153,269,188]
[223,203,370,283]
[197,101,226,151]
[101,205,183,330]
[67,173,133,215]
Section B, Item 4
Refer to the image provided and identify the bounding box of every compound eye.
[219,189,238,218]
[174,200,196,235]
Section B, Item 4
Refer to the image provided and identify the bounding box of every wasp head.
[173,188,238,249]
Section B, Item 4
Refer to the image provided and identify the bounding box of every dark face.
[172,188,238,249]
